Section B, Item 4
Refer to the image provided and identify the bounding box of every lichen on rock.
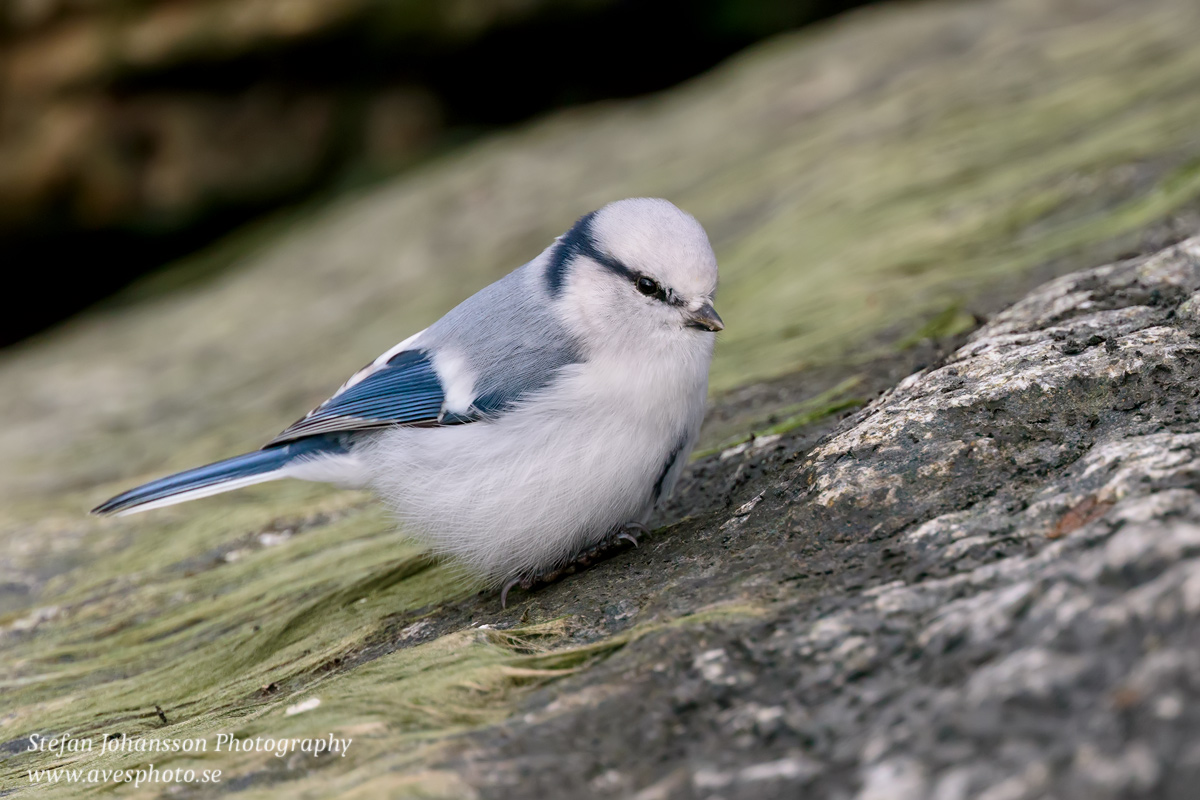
[442,241,1200,800]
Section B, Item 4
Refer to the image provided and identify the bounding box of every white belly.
[361,357,707,584]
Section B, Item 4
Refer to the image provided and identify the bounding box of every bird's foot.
[500,521,647,608]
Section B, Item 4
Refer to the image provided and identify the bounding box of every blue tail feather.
[92,436,348,515]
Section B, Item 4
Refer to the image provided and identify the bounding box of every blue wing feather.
[92,435,350,514]
[265,281,586,447]
[266,349,445,444]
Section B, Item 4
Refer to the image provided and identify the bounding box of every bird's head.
[545,198,722,350]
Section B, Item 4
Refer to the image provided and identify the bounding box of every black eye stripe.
[638,273,676,302]
[578,243,670,303]
[543,217,678,304]
[635,275,669,302]
[637,276,659,295]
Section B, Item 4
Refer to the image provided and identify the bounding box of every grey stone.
[449,237,1200,799]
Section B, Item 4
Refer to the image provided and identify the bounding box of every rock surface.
[440,237,1200,800]
[4,0,1200,797]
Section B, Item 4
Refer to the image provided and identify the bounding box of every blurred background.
[5,3,1200,795]
[0,0,878,348]
[6,0,1199,494]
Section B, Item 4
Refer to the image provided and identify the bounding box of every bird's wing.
[266,265,586,447]
[265,348,445,446]
[265,334,582,447]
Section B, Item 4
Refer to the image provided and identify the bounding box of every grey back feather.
[268,248,585,445]
[420,254,584,417]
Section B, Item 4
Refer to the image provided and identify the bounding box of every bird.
[93,197,723,603]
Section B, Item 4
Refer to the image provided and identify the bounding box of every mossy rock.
[3,0,1200,795]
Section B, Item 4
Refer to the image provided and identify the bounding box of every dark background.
[0,0,884,348]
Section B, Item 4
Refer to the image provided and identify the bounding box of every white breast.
[361,340,711,584]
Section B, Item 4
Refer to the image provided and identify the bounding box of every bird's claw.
[500,576,532,609]
[498,520,649,608]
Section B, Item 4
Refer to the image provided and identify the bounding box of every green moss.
[897,304,978,350]
[3,598,762,797]
[5,0,1200,794]
[694,376,865,460]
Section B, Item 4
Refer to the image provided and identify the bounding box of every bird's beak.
[685,302,724,332]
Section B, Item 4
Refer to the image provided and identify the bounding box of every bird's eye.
[636,276,662,297]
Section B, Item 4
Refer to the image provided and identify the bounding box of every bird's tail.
[91,436,352,516]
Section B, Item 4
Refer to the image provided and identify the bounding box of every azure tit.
[95,198,723,603]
